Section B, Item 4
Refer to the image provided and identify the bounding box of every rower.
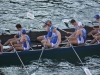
[42,26,61,48]
[37,20,53,42]
[4,24,26,46]
[65,22,86,47]
[88,14,100,36]
[6,30,31,52]
[67,19,78,37]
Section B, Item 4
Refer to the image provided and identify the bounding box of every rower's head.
[78,22,83,29]
[94,14,100,21]
[16,24,22,30]
[22,29,26,35]
[70,19,78,26]
[51,26,56,32]
[43,20,52,27]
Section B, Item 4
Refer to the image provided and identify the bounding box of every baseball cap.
[94,14,100,18]
[44,20,52,26]
[78,22,82,26]
[22,29,26,34]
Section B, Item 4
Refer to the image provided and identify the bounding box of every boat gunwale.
[1,43,99,54]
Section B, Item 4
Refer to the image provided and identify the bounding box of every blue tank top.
[18,29,26,38]
[50,31,58,44]
[74,26,78,31]
[81,28,86,42]
[23,35,31,48]
[46,26,53,38]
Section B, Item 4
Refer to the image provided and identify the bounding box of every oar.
[66,38,92,75]
[11,45,30,75]
[62,19,70,28]
[27,12,35,19]
[31,46,45,75]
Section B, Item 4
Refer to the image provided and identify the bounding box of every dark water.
[0,0,100,75]
[0,56,100,75]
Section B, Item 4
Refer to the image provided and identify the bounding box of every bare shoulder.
[57,31,61,36]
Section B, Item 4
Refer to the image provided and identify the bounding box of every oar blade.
[83,67,92,75]
[27,12,35,19]
[62,19,70,28]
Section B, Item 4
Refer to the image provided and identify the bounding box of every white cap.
[78,22,82,26]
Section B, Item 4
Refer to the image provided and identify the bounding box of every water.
[0,0,100,31]
[0,57,100,75]
[0,0,100,75]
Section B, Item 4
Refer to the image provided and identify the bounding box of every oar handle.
[57,28,68,34]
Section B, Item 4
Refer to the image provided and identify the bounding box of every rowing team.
[0,14,100,54]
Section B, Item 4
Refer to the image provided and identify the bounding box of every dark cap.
[44,20,52,26]
[94,14,100,19]
[22,29,26,34]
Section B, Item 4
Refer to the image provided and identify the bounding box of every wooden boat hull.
[0,25,99,66]
[0,44,100,66]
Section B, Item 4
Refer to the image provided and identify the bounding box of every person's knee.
[0,44,2,46]
[41,40,44,43]
[14,44,17,47]
[37,36,42,41]
[37,36,40,40]
[46,43,52,47]
[15,47,18,50]
[8,39,13,41]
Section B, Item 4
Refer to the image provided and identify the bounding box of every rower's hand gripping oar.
[66,37,92,75]
[31,45,45,75]
[91,33,100,44]
[11,44,30,75]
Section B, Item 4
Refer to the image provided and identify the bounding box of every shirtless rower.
[42,26,61,48]
[6,30,30,52]
[65,22,86,47]
[88,14,100,36]
[37,20,53,42]
[4,24,25,46]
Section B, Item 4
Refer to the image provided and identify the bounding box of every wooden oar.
[31,46,45,75]
[66,38,92,75]
[11,44,30,75]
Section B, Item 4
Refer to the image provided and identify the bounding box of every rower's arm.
[42,25,48,28]
[97,27,100,30]
[57,32,61,47]
[20,35,26,43]
[67,32,74,34]
[14,34,18,38]
[74,30,81,38]
[68,30,80,39]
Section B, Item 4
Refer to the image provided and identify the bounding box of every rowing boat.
[0,25,100,65]
[0,43,100,66]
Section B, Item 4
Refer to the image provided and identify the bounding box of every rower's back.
[22,34,31,51]
[18,29,26,38]
[81,28,86,43]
